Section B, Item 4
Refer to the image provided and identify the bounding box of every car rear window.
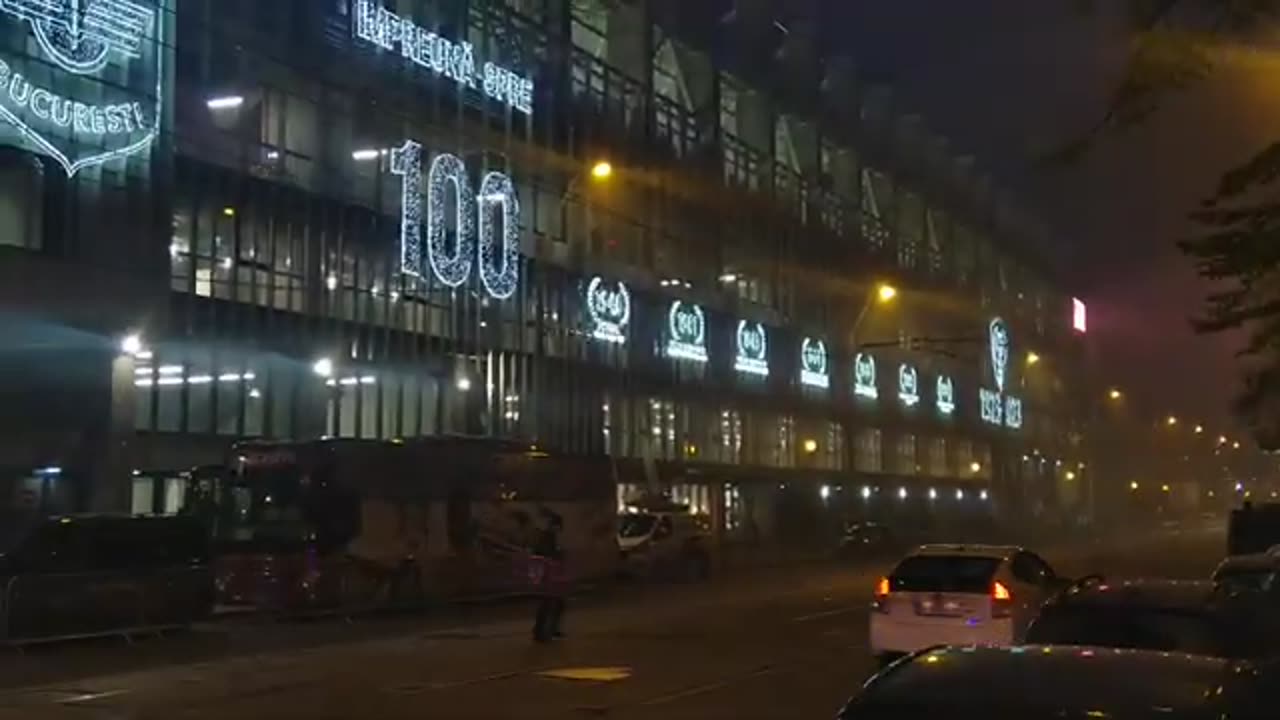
[889,555,1001,593]
[1026,606,1226,657]
[1214,568,1277,594]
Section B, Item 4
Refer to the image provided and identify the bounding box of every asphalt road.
[0,529,1226,720]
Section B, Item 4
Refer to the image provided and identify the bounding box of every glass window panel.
[360,381,379,439]
[381,375,400,439]
[401,374,420,437]
[339,387,357,438]
[134,365,154,431]
[270,366,295,439]
[187,351,213,434]
[131,477,154,515]
[163,477,186,515]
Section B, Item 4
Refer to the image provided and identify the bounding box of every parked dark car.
[837,522,896,559]
[1025,578,1280,659]
[0,514,214,643]
[1228,502,1280,556]
[837,645,1273,719]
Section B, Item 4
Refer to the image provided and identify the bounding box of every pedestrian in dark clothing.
[532,512,566,643]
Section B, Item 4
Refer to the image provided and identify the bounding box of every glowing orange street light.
[590,160,613,181]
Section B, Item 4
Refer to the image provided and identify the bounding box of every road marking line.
[428,671,522,690]
[790,606,859,623]
[637,666,775,707]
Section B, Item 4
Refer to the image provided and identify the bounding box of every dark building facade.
[0,0,1092,543]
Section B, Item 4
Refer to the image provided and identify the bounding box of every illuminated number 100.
[390,140,520,299]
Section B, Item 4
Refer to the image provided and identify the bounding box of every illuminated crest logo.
[800,337,828,389]
[734,320,769,377]
[0,0,162,175]
[989,317,1009,393]
[666,301,707,363]
[936,375,955,415]
[586,276,630,344]
[853,353,878,400]
[898,364,920,407]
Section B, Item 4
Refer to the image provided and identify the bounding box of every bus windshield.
[214,464,315,551]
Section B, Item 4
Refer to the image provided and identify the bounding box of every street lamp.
[590,160,614,181]
[1218,435,1229,446]
[876,283,898,304]
[311,357,334,378]
[120,333,144,356]
[1166,415,1178,427]
[1194,425,1204,434]
[1233,441,1241,450]
[1108,388,1123,401]
[1130,481,1140,491]
[803,438,819,454]
[1026,351,1041,366]
[1065,470,1076,481]
[969,461,982,474]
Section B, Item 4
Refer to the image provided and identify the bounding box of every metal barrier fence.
[0,568,212,646]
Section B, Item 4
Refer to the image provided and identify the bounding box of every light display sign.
[665,301,707,363]
[799,337,829,389]
[0,0,163,175]
[1005,396,1024,429]
[898,364,920,407]
[853,353,878,400]
[585,276,630,344]
[980,388,1003,425]
[989,317,1010,394]
[936,375,955,415]
[734,321,769,377]
[1073,297,1087,333]
[981,317,1022,429]
[390,140,520,299]
[354,0,534,115]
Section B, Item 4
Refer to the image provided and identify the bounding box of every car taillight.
[873,576,891,613]
[991,580,1013,618]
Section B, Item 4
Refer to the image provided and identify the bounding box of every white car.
[869,544,1062,662]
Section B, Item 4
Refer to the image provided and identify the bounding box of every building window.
[896,434,918,476]
[927,437,948,477]
[774,416,795,468]
[826,422,845,470]
[724,483,743,532]
[855,428,883,473]
[671,484,711,517]
[719,409,743,465]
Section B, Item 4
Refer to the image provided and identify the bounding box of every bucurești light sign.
[0,0,163,175]
[354,0,534,116]
[390,140,520,299]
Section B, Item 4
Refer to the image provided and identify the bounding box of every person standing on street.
[532,511,566,643]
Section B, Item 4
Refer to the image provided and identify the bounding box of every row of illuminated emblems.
[0,0,164,176]
[583,276,1005,423]
[856,353,954,416]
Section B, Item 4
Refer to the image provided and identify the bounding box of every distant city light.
[206,95,245,110]
[876,283,898,303]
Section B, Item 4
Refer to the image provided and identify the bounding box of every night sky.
[837,0,1268,429]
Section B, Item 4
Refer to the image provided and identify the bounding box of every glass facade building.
[0,0,1091,542]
